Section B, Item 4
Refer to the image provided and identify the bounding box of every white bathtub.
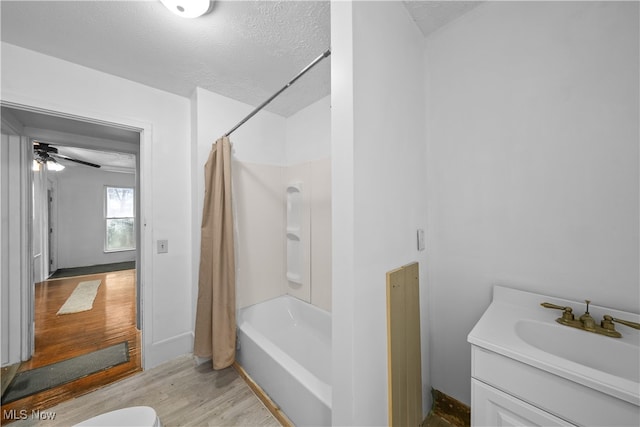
[236,295,332,426]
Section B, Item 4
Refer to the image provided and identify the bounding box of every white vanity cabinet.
[471,345,578,426]
[472,379,572,427]
[468,286,640,427]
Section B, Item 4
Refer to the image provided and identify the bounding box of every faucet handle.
[599,315,623,338]
[601,315,616,331]
[541,302,570,311]
[541,302,574,321]
[611,316,640,330]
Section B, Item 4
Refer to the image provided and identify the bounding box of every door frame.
[1,99,153,369]
[0,132,34,364]
[47,183,57,274]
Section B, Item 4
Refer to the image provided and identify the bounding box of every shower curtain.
[194,136,236,369]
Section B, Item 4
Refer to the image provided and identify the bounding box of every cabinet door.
[472,379,575,427]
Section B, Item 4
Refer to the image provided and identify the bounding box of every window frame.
[104,185,136,253]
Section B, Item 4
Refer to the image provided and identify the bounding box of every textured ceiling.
[1,0,331,117]
[1,1,480,118]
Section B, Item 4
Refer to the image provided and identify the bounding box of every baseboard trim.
[424,388,471,427]
[144,332,193,370]
[233,361,293,427]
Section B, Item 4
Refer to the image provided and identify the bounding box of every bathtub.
[236,295,331,426]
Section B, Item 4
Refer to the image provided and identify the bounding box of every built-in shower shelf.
[287,182,303,287]
[287,183,302,193]
[286,272,302,284]
[286,227,301,237]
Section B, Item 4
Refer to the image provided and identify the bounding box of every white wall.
[2,42,193,368]
[331,2,428,425]
[424,1,639,405]
[285,95,331,164]
[56,166,136,268]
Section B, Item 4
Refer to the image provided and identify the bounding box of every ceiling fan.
[33,141,101,169]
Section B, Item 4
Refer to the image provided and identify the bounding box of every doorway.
[0,106,145,416]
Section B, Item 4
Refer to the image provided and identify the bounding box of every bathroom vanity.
[468,286,640,426]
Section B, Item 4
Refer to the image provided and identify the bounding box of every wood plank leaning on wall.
[387,262,422,426]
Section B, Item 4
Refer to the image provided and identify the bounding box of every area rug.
[1,342,129,404]
[57,280,102,315]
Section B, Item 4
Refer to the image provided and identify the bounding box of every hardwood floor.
[5,356,280,427]
[1,269,141,424]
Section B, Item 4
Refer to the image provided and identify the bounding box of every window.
[105,186,135,252]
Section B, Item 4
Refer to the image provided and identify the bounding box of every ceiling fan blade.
[52,153,101,168]
[33,141,58,154]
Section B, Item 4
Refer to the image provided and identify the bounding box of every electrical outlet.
[157,239,168,254]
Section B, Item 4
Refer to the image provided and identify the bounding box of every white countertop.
[468,285,640,406]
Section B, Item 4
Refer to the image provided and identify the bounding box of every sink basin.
[516,319,640,382]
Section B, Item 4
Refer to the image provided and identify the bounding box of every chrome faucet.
[541,300,640,338]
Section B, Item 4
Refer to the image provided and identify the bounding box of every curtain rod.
[224,48,331,137]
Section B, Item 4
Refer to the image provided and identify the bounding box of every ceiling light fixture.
[46,159,65,172]
[34,151,65,171]
[160,0,213,19]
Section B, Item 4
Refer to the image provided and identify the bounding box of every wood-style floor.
[1,269,141,424]
[6,355,280,427]
[3,351,454,427]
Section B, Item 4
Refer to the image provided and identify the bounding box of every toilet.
[73,406,161,427]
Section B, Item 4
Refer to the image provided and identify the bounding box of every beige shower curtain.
[194,136,236,369]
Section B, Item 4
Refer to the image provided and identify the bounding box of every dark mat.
[1,342,129,404]
[49,261,135,279]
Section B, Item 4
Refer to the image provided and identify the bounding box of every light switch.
[157,239,168,254]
